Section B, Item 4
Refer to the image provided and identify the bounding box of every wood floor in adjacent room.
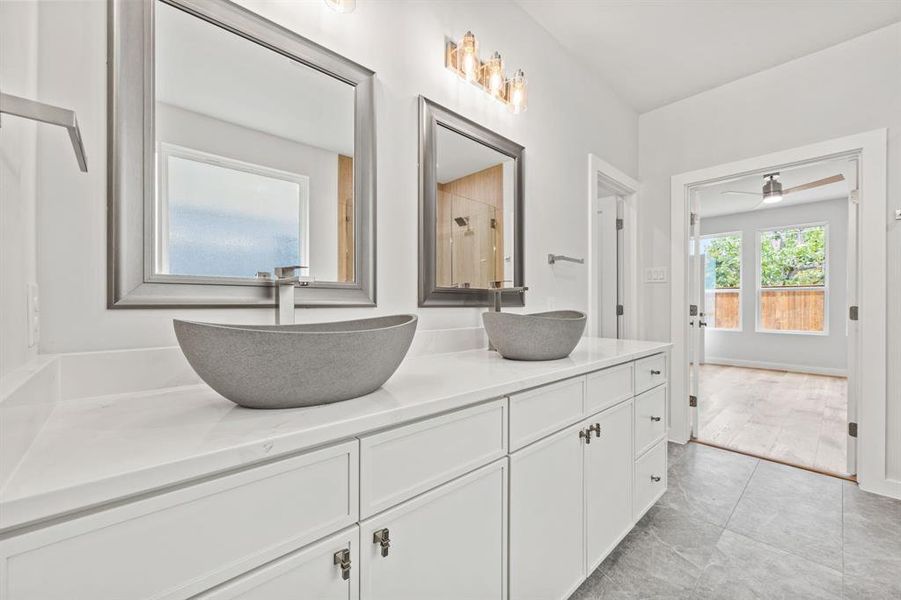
[697,364,848,476]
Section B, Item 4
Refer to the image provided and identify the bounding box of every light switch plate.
[644,267,669,283]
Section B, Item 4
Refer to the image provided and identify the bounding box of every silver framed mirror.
[109,0,376,308]
[418,97,525,307]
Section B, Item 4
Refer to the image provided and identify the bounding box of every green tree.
[702,235,741,289]
[759,226,826,287]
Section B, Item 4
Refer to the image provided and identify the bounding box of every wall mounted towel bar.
[0,93,88,172]
[548,254,584,265]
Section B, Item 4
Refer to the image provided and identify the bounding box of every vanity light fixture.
[324,0,355,13]
[446,32,528,113]
[507,69,527,114]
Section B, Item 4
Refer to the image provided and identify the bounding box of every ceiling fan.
[721,172,844,205]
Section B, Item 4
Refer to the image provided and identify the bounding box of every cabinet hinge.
[848,422,858,438]
[689,304,698,317]
[616,304,624,316]
[689,395,698,407]
[849,306,859,321]
[616,218,624,230]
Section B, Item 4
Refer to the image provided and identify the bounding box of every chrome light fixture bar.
[446,31,527,114]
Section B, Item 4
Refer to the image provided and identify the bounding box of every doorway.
[669,130,891,496]
[686,156,858,477]
[587,154,639,339]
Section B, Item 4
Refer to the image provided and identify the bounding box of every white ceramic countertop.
[0,337,669,532]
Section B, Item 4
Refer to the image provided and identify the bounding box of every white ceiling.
[696,158,852,218]
[155,2,355,155]
[436,125,512,183]
[515,0,901,112]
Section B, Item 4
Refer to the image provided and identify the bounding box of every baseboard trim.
[703,356,847,378]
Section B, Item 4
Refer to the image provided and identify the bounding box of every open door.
[845,159,860,476]
[595,195,619,338]
[687,192,702,438]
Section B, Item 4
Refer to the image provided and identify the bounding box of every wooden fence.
[709,289,825,332]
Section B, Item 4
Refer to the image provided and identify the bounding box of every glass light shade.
[762,193,783,204]
[459,31,479,82]
[324,0,356,13]
[507,69,527,114]
[483,52,505,98]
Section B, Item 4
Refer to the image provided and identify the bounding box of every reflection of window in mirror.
[435,125,516,289]
[153,0,355,284]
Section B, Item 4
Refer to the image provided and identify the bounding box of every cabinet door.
[360,459,507,600]
[510,422,585,600]
[194,526,358,600]
[584,400,634,571]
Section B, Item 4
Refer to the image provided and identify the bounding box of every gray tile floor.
[570,442,901,600]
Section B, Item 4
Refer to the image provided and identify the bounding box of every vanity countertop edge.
[0,337,670,533]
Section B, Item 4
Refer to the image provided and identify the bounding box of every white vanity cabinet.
[584,399,634,571]
[509,401,635,600]
[0,348,669,600]
[510,420,587,600]
[360,459,508,600]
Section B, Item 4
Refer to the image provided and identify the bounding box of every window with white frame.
[155,144,310,280]
[757,223,827,333]
[699,233,742,330]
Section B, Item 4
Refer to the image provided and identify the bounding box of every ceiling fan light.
[762,173,783,204]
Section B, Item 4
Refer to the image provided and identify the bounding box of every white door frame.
[669,129,893,498]
[587,154,639,339]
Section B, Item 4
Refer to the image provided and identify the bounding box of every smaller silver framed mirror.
[418,97,525,307]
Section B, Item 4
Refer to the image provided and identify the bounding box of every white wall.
[0,1,39,378]
[25,0,637,359]
[156,103,340,281]
[637,24,901,478]
[700,199,848,375]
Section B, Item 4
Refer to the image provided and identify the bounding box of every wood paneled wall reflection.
[337,154,354,282]
[436,164,504,289]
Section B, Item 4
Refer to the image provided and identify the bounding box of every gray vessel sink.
[174,315,417,409]
[482,310,587,360]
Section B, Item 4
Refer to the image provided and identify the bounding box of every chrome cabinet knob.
[650,369,662,375]
[650,416,661,422]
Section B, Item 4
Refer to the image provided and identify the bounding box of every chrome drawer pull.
[334,549,351,581]
[650,475,661,483]
[650,416,661,422]
[579,429,592,444]
[650,369,661,375]
[373,528,390,557]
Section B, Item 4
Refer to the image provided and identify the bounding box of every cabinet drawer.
[634,353,666,394]
[509,377,584,451]
[586,363,633,415]
[3,441,359,600]
[634,385,667,457]
[633,439,667,520]
[360,399,506,518]
[194,526,359,600]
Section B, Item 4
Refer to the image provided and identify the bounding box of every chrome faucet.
[487,280,528,351]
[272,265,307,325]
